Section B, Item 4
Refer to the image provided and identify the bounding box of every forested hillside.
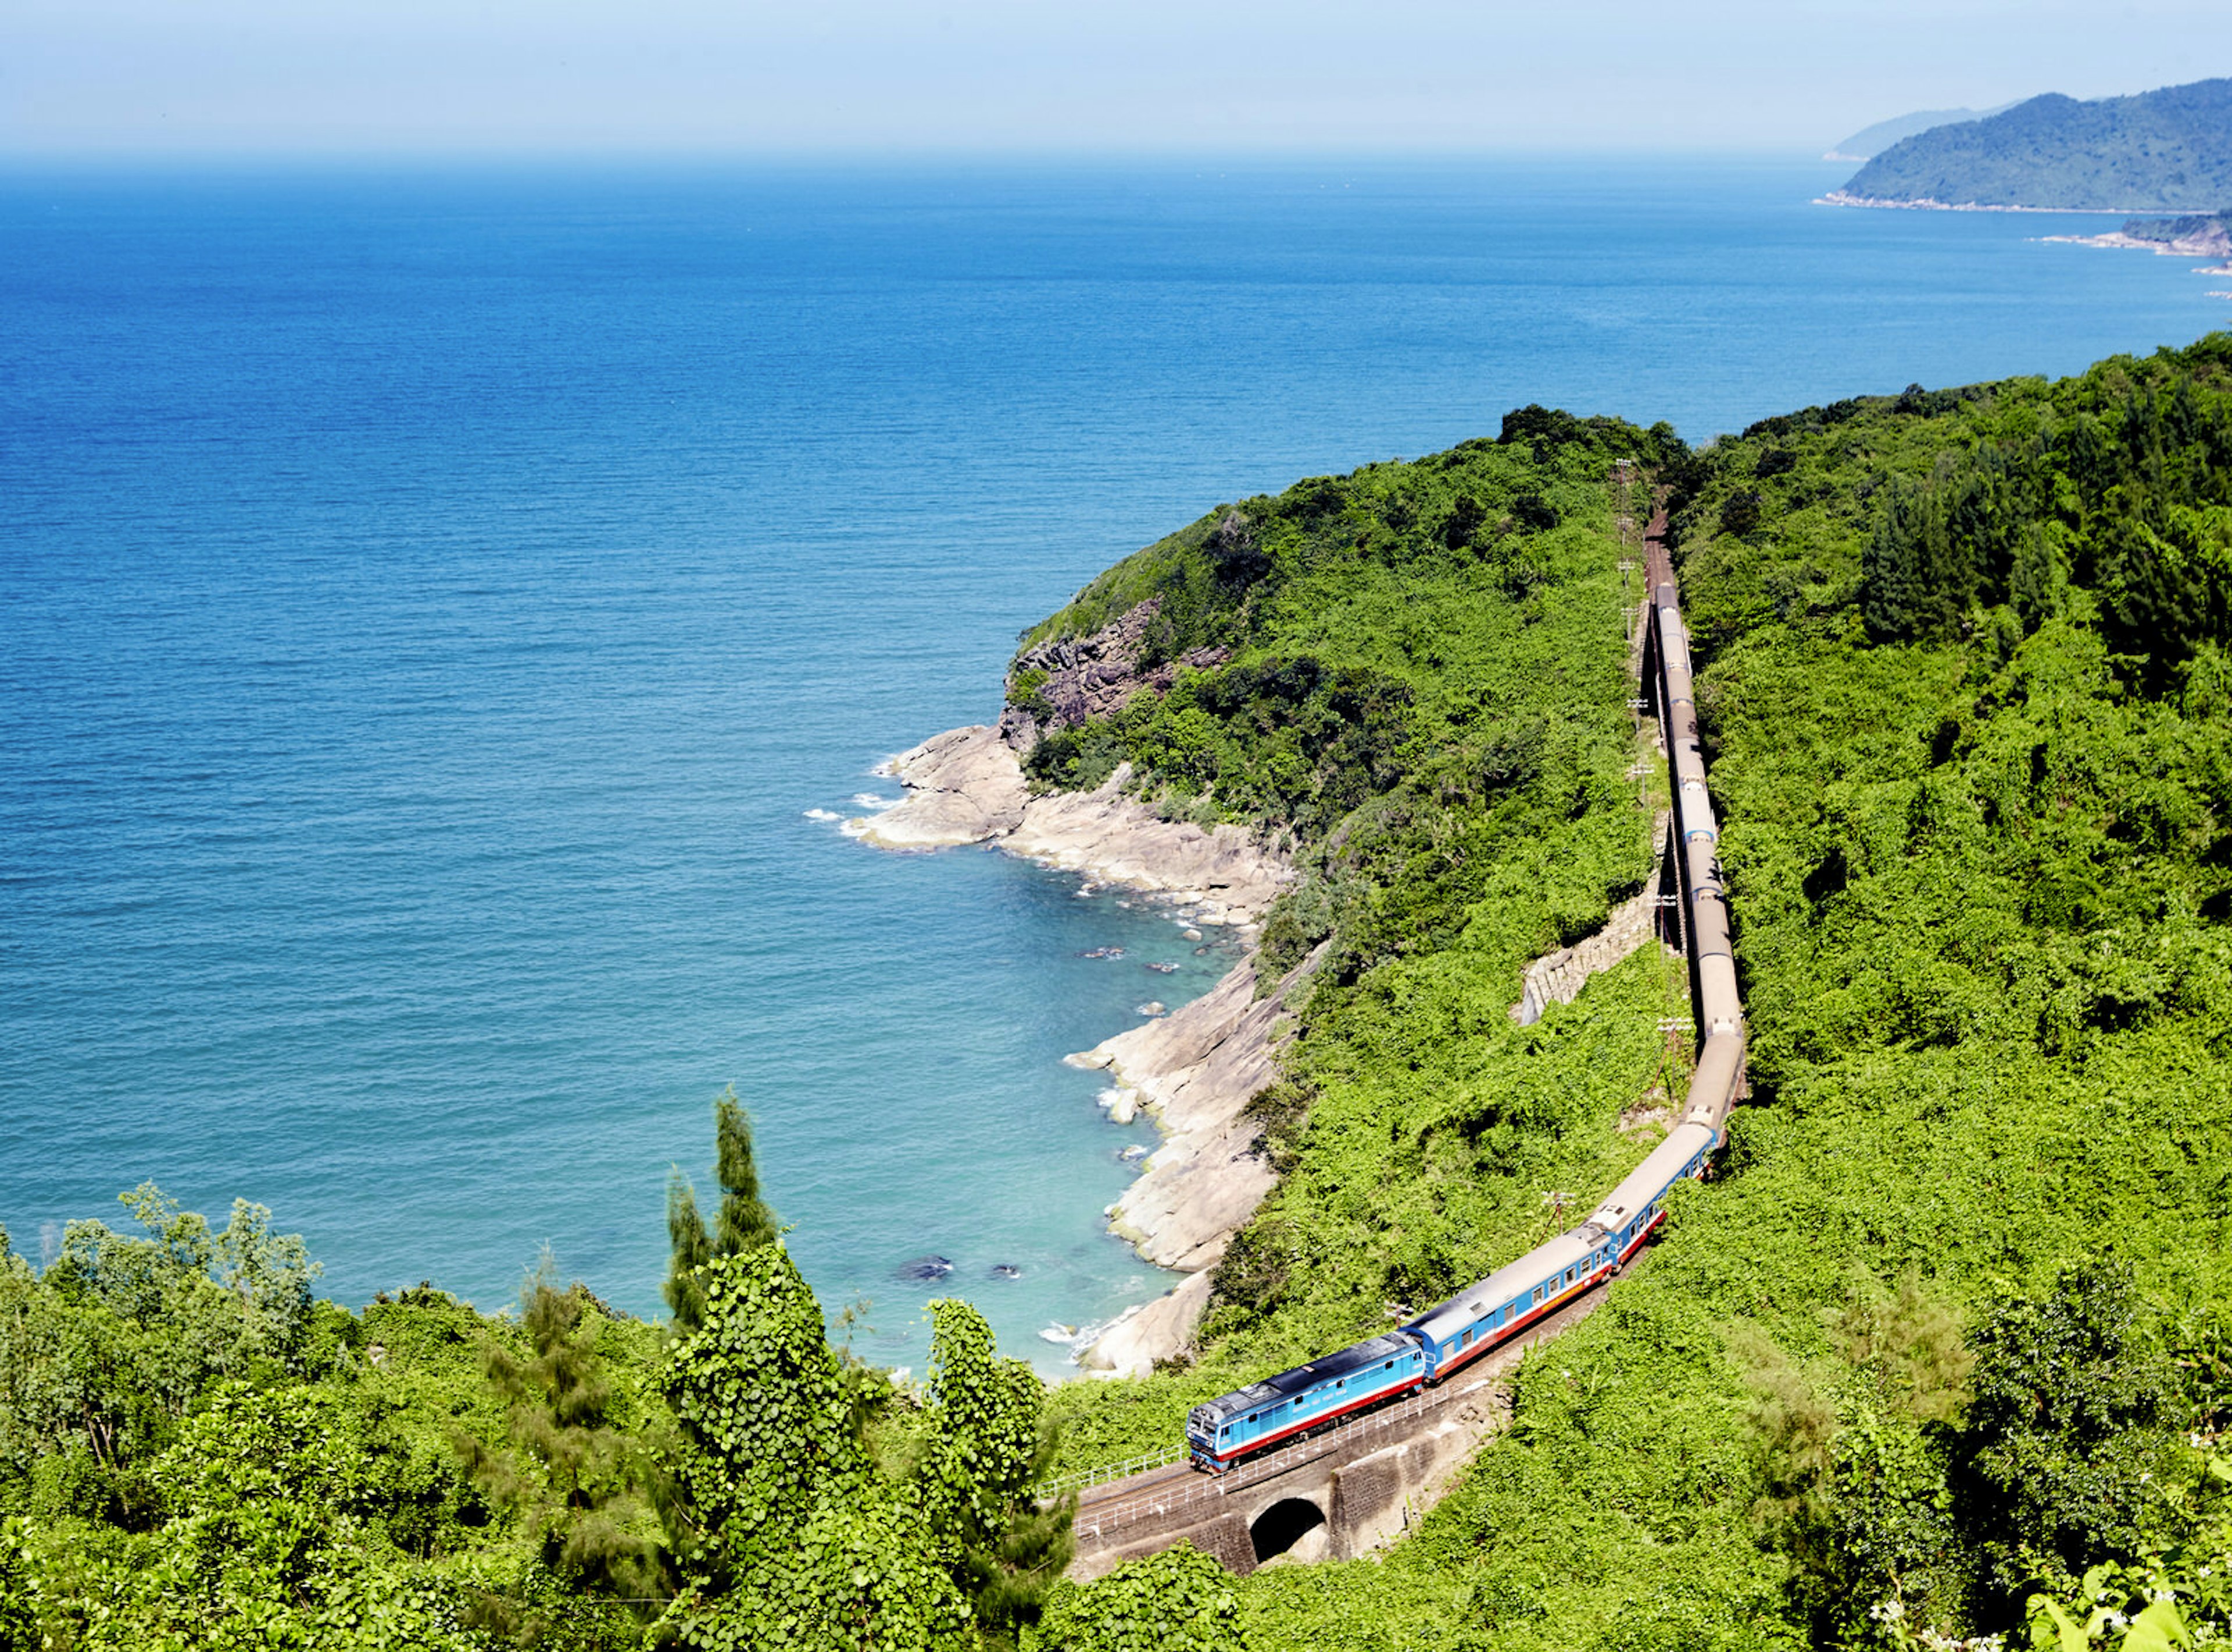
[1039,335,2232,1651]
[1838,77,2232,209]
[6,336,2231,1650]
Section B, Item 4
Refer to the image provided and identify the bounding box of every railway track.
[1064,480,1744,1562]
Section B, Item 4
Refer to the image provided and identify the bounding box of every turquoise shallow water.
[1,159,2222,1368]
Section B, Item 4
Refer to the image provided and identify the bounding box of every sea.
[2,158,2223,1371]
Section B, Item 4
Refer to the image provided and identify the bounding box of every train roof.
[1188,1332,1418,1427]
[1585,1120,1716,1234]
[1403,1228,1598,1345]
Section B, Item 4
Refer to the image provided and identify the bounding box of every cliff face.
[998,598,1228,752]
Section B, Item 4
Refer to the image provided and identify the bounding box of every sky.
[4,0,2231,159]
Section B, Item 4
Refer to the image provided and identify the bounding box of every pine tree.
[460,1258,663,1646]
[664,1088,780,1333]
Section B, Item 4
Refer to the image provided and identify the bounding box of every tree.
[651,1248,967,1652]
[665,1089,780,1333]
[912,1302,1072,1650]
[0,1515,34,1652]
[1029,1545,1243,1652]
[0,1185,322,1521]
[459,1259,663,1646]
[1951,1259,2176,1618]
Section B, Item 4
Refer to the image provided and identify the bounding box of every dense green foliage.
[1841,77,2232,209]
[0,1102,1074,1651]
[1039,336,2232,1650]
[1032,1546,1241,1651]
[12,337,2232,1649]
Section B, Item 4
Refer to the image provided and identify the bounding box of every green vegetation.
[9,337,2232,1649]
[1840,77,2232,209]
[1039,337,2232,1650]
[0,1105,1114,1651]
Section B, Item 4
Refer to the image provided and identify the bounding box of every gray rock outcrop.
[854,725,1029,849]
[997,599,1228,751]
[1068,944,1325,1378]
[853,734,1290,929]
[1074,1272,1212,1381]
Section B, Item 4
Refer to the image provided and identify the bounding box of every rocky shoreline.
[851,720,1297,1376]
[853,713,1675,1378]
[1817,189,2131,213]
[1064,941,1325,1377]
[853,725,1290,931]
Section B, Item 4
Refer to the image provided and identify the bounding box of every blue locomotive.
[1185,1111,1724,1471]
[1186,529,1745,1476]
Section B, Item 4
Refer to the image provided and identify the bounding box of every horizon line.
[0,140,1858,169]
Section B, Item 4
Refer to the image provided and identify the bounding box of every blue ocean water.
[1,159,2223,1368]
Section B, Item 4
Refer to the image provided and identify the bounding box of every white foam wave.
[803,807,843,823]
[851,792,899,810]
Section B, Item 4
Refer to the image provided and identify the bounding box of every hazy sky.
[6,0,2231,159]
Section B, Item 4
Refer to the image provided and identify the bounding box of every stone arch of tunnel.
[1250,1497,1328,1565]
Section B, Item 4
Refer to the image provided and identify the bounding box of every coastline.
[853,725,1291,931]
[850,718,1679,1378]
[1062,939,1325,1376]
[852,723,1297,1375]
[1818,189,2140,214]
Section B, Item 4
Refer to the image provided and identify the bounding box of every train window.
[1461,1329,1474,1348]
[1532,1284,1544,1304]
[1565,1267,1576,1286]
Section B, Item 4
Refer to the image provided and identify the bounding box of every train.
[1186,530,1748,1475]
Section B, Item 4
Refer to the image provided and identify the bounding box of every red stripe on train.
[1424,1210,1683,1382]
[1200,1374,1423,1463]
[1201,1190,1699,1468]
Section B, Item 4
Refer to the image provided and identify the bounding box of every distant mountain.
[1834,77,2232,210]
[1823,103,2015,163]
